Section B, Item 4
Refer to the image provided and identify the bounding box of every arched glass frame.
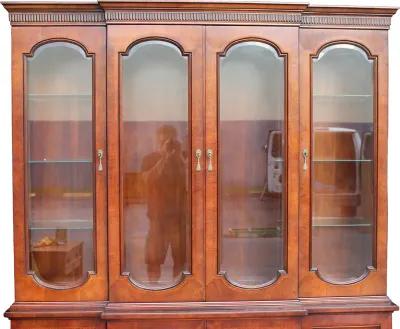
[218,40,287,288]
[311,42,377,284]
[120,39,191,290]
[25,41,95,289]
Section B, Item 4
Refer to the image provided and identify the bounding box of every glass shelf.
[224,227,282,238]
[29,192,92,198]
[313,217,372,227]
[29,219,93,230]
[28,93,91,98]
[28,160,92,164]
[313,159,372,163]
[314,94,372,98]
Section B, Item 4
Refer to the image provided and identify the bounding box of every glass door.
[12,27,107,301]
[205,26,299,300]
[107,25,204,302]
[299,29,388,297]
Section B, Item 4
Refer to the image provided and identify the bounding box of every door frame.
[107,25,205,302]
[12,26,108,301]
[205,25,300,301]
[299,28,388,297]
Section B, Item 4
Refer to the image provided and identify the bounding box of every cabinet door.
[299,29,388,296]
[107,25,204,301]
[205,26,299,300]
[12,27,107,300]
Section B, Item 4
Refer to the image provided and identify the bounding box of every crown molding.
[7,11,105,25]
[2,3,105,25]
[301,14,392,30]
[104,10,302,25]
[1,1,397,29]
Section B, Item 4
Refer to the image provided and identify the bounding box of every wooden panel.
[207,318,300,329]
[107,25,204,302]
[102,300,306,320]
[299,28,388,297]
[205,25,299,300]
[11,319,105,329]
[301,313,392,329]
[108,320,204,329]
[12,26,107,301]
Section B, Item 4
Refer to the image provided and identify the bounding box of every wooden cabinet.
[8,24,107,302]
[1,1,398,329]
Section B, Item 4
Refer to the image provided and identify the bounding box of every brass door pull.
[207,149,213,172]
[195,149,202,171]
[302,148,309,171]
[97,149,104,172]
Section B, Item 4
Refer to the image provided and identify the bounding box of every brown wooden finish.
[207,318,301,329]
[300,296,398,314]
[3,3,105,26]
[4,297,398,320]
[5,302,106,319]
[10,319,105,329]
[11,26,107,301]
[103,300,306,319]
[3,2,396,29]
[205,25,299,301]
[299,28,389,297]
[2,1,399,328]
[107,25,205,302]
[302,313,392,329]
[107,320,205,329]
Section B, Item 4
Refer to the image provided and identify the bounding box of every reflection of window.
[271,132,282,158]
[362,132,373,160]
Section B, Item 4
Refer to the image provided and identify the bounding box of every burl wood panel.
[207,318,300,329]
[11,319,105,329]
[301,313,391,329]
[108,320,205,329]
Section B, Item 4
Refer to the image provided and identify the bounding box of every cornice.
[1,1,397,29]
[2,3,105,25]
[301,14,392,29]
[7,11,105,25]
[104,10,302,25]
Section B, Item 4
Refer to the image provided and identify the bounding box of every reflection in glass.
[219,41,285,287]
[312,44,375,283]
[121,41,190,290]
[26,42,94,287]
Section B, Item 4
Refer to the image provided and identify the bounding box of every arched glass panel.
[219,41,286,288]
[312,43,375,284]
[121,40,190,290]
[26,42,94,287]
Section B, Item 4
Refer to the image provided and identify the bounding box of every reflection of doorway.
[260,130,283,200]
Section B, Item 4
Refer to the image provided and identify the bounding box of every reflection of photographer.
[141,125,187,283]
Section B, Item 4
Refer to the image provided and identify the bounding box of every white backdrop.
[0,0,399,328]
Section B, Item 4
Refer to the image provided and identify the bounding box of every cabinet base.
[5,297,398,329]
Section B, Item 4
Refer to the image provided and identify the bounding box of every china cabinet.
[1,1,398,329]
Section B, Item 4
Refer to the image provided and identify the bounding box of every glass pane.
[312,44,375,283]
[219,41,285,288]
[26,42,94,287]
[121,41,190,290]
